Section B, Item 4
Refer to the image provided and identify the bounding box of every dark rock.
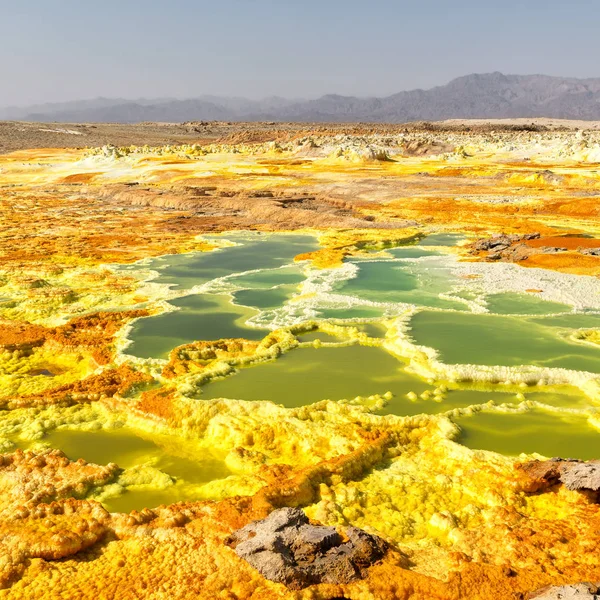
[579,247,600,257]
[539,246,568,253]
[520,459,600,493]
[529,582,600,599]
[472,238,493,252]
[471,233,539,262]
[291,524,341,560]
[227,507,388,590]
[560,461,600,492]
[519,457,564,487]
[488,237,512,249]
[313,545,359,585]
[345,526,388,568]
[505,243,531,262]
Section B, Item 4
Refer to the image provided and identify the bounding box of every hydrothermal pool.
[116,232,600,462]
[201,341,591,417]
[200,344,430,407]
[456,408,600,460]
[126,294,264,358]
[331,259,465,310]
[484,292,572,315]
[124,234,319,358]
[20,427,233,513]
[132,233,319,290]
[409,310,600,373]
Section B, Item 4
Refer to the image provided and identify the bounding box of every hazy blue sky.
[1,0,599,106]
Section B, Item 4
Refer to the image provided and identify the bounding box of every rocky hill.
[5,72,600,123]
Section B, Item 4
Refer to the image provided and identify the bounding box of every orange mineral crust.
[0,127,600,598]
[0,310,152,407]
[1,442,600,599]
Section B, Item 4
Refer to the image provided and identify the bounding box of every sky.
[1,0,599,107]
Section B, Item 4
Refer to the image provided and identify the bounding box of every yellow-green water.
[126,294,264,359]
[201,344,430,407]
[132,233,318,290]
[200,342,591,420]
[410,310,600,373]
[332,259,466,310]
[22,428,232,513]
[456,409,600,460]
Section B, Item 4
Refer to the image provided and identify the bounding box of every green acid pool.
[200,344,430,407]
[485,292,572,315]
[456,408,600,460]
[409,310,600,373]
[126,294,265,359]
[32,428,232,513]
[332,258,466,310]
[140,233,318,290]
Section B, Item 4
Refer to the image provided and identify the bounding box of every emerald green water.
[342,262,419,295]
[356,322,388,337]
[418,233,466,247]
[530,314,600,329]
[333,259,466,310]
[379,386,587,417]
[142,233,317,290]
[118,232,600,465]
[457,409,600,459]
[127,294,265,358]
[317,306,389,320]
[228,266,306,289]
[233,285,299,310]
[199,342,591,416]
[485,293,572,315]
[41,428,231,512]
[387,247,443,259]
[410,311,600,373]
[125,235,318,358]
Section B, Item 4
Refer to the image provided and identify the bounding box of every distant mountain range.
[4,73,600,123]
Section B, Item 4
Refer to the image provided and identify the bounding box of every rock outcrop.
[520,458,600,493]
[470,232,541,262]
[529,583,600,599]
[580,247,600,257]
[227,507,387,589]
[470,233,600,272]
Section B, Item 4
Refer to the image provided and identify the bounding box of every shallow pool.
[456,408,600,460]
[410,310,600,373]
[119,232,600,466]
[201,344,430,407]
[36,428,232,513]
[140,233,318,290]
[126,294,266,358]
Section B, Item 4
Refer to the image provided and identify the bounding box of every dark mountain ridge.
[5,73,600,123]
